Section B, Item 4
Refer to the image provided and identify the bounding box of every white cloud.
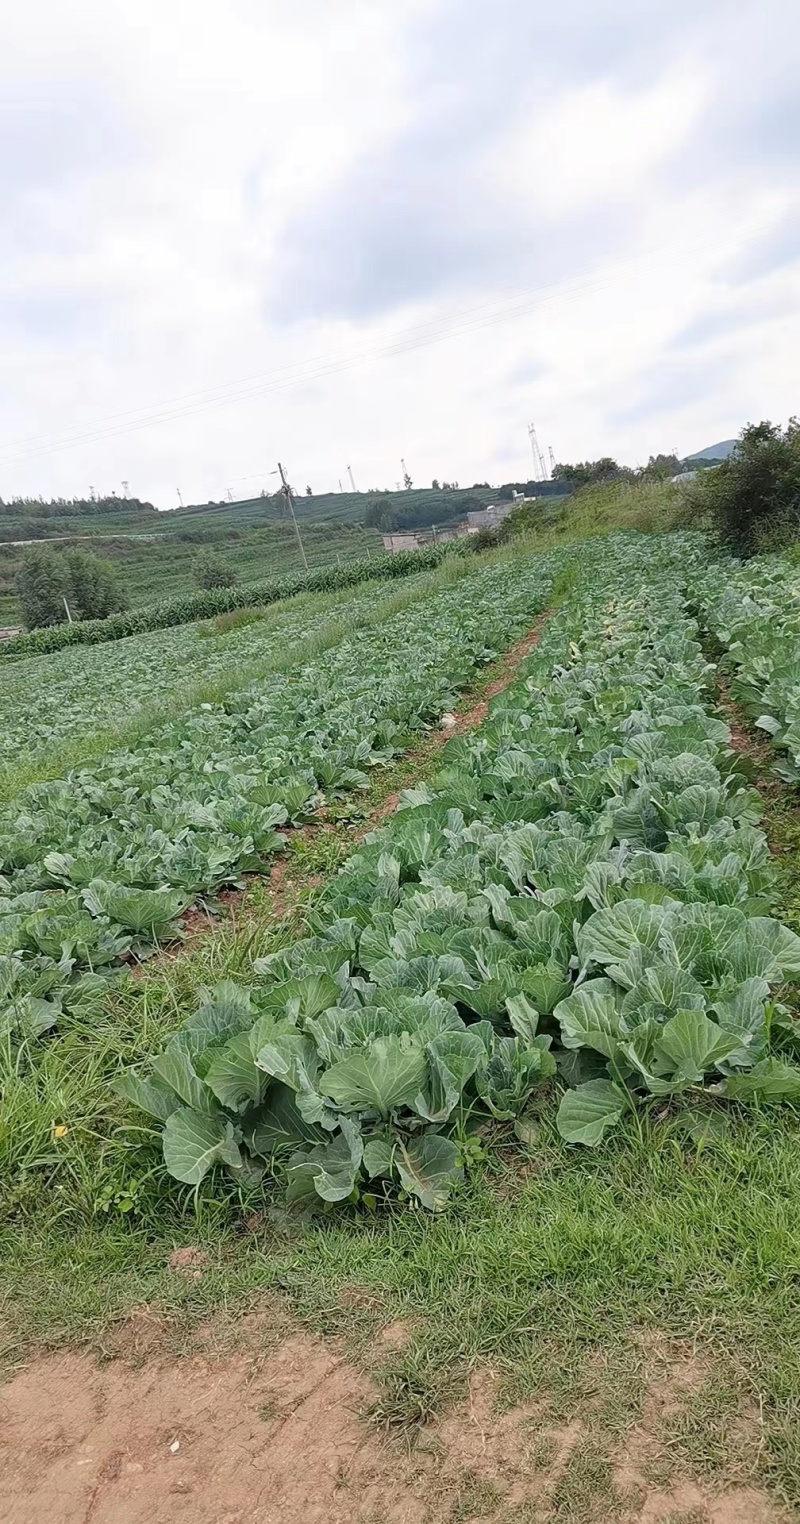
[0,0,798,505]
[492,66,709,222]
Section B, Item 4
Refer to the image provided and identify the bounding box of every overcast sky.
[1,0,799,507]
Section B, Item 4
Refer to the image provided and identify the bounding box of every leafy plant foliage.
[119,533,800,1212]
[0,553,561,1040]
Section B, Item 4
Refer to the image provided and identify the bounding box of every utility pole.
[278,461,309,572]
[338,478,343,493]
[347,464,357,492]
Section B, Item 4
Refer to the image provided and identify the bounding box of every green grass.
[506,478,688,560]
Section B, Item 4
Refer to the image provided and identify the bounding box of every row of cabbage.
[0,550,564,1042]
[0,571,437,775]
[689,554,800,781]
[119,532,800,1213]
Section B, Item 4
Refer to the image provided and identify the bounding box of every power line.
[0,223,774,470]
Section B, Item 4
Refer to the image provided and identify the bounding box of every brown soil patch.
[358,617,547,832]
[378,1320,413,1351]
[0,1332,790,1524]
[716,685,779,787]
[168,1248,210,1281]
[611,1339,789,1524]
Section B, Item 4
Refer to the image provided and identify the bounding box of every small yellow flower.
[52,1124,69,1140]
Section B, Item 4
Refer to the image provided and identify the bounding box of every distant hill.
[685,439,737,463]
[0,485,496,625]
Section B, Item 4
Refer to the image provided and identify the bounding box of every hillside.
[0,518,384,625]
[0,485,504,624]
[0,484,502,542]
[685,438,737,462]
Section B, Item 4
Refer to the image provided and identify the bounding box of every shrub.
[191,549,238,589]
[689,419,800,556]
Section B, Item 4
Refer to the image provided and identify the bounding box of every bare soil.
[0,1329,789,1524]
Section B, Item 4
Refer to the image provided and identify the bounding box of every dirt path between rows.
[144,614,550,953]
[0,1327,787,1524]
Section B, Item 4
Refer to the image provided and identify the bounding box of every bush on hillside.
[551,458,629,488]
[688,420,800,556]
[191,549,238,589]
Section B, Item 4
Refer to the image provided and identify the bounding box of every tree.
[191,548,239,589]
[65,550,127,620]
[403,470,413,490]
[364,500,393,530]
[640,452,681,480]
[305,485,313,496]
[15,546,126,629]
[689,420,800,556]
[551,458,624,488]
[15,547,69,629]
[431,478,440,490]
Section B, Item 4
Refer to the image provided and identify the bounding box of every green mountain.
[685,439,737,463]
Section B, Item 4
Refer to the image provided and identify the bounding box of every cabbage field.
[5,524,800,1517]
[0,550,563,1043]
[0,567,460,779]
[113,533,800,1209]
[3,529,800,1221]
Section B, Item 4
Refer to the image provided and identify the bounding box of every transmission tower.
[176,487,184,507]
[347,464,357,492]
[528,424,548,482]
[121,480,130,498]
[548,446,556,477]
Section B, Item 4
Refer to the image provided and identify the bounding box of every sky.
[1,0,799,508]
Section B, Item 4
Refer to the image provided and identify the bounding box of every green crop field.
[0,518,385,625]
[0,485,515,625]
[3,494,800,1518]
[0,484,576,627]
